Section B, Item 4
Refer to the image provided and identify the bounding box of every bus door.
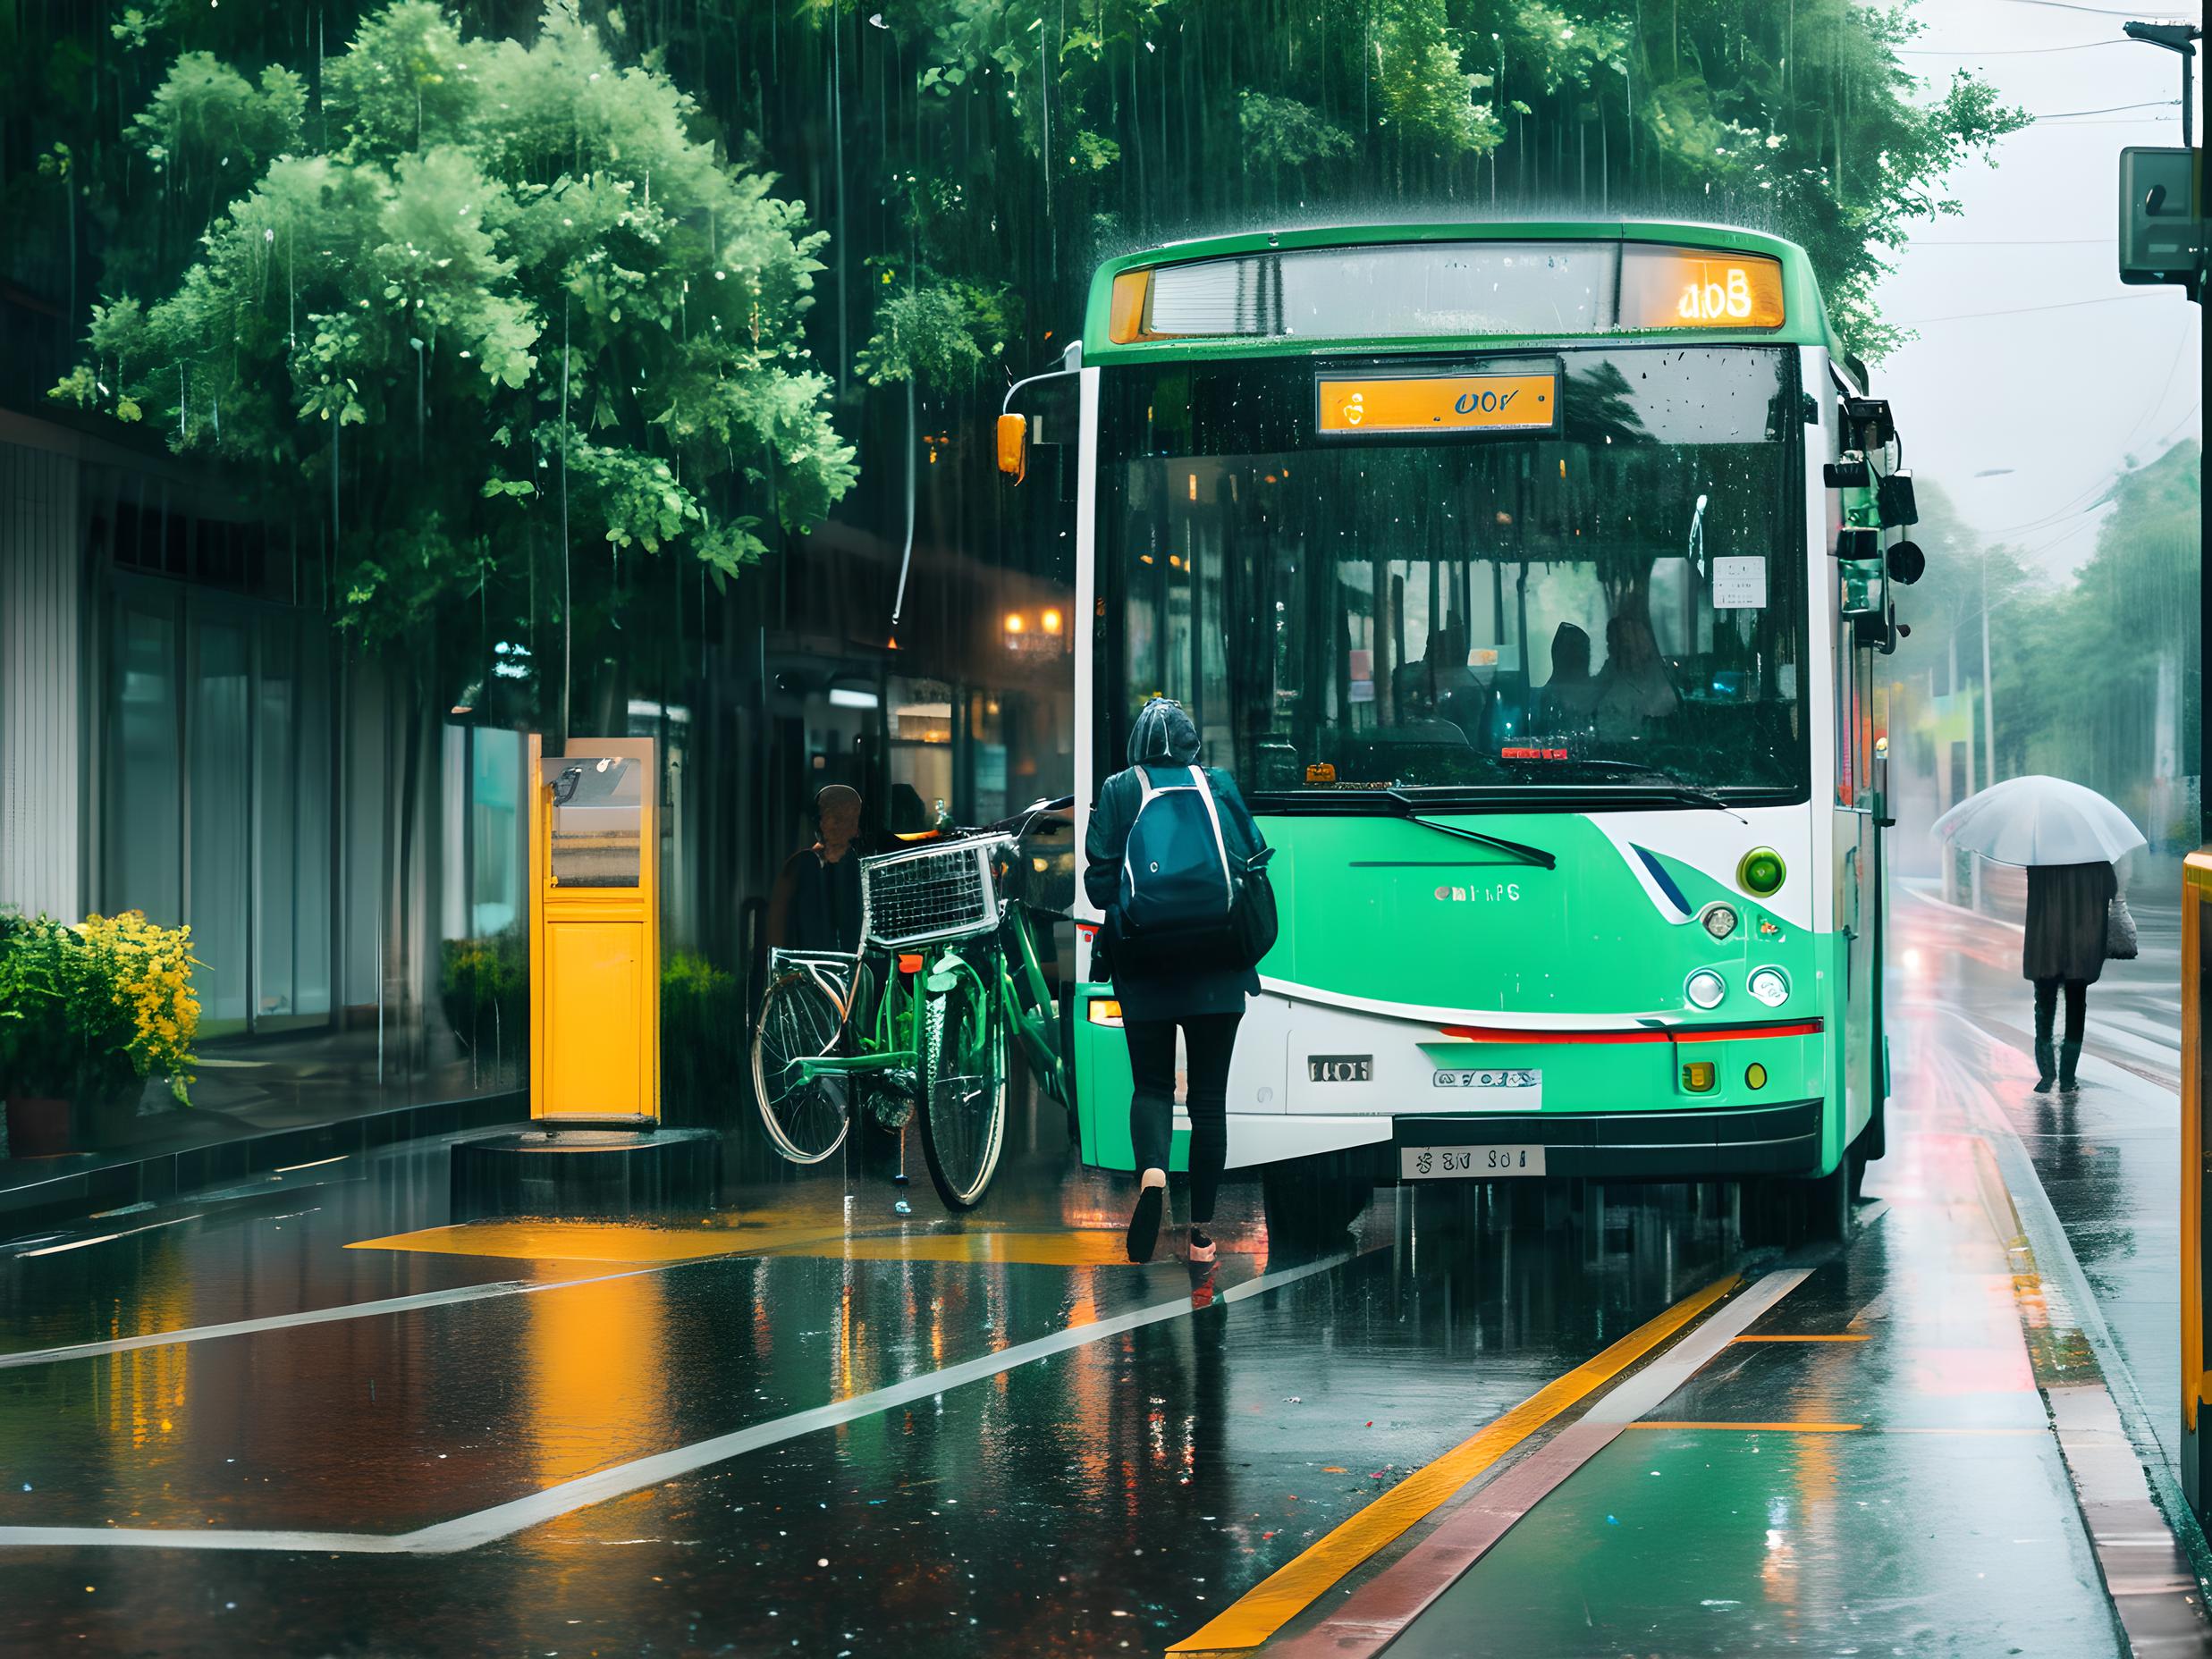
[1837,580,1888,1161]
[996,353,1085,1102]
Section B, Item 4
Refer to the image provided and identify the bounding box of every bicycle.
[749,796,1073,1209]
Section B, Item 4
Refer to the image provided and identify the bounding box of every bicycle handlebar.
[983,795,1076,837]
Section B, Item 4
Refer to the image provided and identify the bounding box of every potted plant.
[662,949,742,1125]
[0,909,200,1156]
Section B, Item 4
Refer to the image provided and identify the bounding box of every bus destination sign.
[1315,372,1557,436]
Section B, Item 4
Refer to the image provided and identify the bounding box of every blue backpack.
[1116,764,1237,951]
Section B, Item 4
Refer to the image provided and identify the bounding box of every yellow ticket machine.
[527,736,660,1124]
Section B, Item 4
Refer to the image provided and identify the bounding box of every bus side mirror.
[996,413,1027,483]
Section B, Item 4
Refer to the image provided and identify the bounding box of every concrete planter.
[4,1096,74,1158]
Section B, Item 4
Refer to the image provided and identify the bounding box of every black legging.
[1124,1013,1241,1226]
[2033,977,2088,1048]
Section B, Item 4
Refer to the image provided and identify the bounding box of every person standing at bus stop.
[1084,699,1265,1267]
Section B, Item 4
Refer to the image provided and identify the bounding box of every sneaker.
[1126,1183,1164,1264]
[1186,1227,1217,1265]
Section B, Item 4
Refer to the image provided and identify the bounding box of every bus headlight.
[1747,967,1789,1007]
[1699,903,1739,941]
[1685,969,1727,1010]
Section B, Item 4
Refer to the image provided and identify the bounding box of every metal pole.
[2184,0,2211,1530]
[1980,552,1996,788]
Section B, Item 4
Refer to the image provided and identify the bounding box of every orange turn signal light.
[1086,998,1124,1027]
[1681,1061,1717,1093]
[898,953,924,975]
[996,413,1026,481]
[1108,269,1152,342]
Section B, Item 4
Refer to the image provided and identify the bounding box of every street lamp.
[2125,20,2200,147]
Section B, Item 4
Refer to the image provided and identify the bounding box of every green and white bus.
[1000,223,1907,1241]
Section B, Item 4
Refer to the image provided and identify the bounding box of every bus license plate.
[1401,1145,1547,1180]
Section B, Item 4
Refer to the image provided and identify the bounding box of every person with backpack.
[1083,698,1271,1266]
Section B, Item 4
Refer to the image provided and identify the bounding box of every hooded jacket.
[1082,699,1266,1021]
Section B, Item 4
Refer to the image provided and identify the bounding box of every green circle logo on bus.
[1737,847,1786,897]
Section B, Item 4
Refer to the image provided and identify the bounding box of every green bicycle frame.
[788,901,1068,1101]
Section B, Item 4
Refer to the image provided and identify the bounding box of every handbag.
[2106,893,2140,961]
[1228,846,1279,969]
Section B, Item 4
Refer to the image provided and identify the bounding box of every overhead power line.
[1991,0,2166,15]
[1895,292,2167,324]
[1898,38,2128,55]
[2034,98,2182,117]
[1912,237,2107,246]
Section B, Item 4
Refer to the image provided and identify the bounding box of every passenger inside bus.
[1591,615,1679,738]
[1535,622,1601,730]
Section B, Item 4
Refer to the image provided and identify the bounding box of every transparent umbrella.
[1930,775,2146,867]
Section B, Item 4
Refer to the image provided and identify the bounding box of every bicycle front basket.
[860,838,1006,949]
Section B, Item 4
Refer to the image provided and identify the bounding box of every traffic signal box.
[527,735,661,1124]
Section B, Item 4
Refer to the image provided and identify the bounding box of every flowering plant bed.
[0,910,200,1148]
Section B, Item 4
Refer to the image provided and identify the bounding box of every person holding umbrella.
[2023,860,2118,1091]
[1933,775,2144,1093]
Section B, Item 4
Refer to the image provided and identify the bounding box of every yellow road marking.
[1167,1272,1742,1654]
[346,1218,856,1262]
[347,1218,1191,1269]
[1628,1419,1862,1432]
[1731,1333,1870,1343]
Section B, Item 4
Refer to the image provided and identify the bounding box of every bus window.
[1101,347,1809,803]
[1836,624,1875,811]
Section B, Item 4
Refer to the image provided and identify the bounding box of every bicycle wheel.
[918,948,1009,1208]
[751,970,851,1163]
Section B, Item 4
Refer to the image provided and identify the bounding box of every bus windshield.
[1101,346,1809,804]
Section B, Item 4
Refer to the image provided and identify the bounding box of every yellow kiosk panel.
[543,922,646,1115]
[528,736,661,1124]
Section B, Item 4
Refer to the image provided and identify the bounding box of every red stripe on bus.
[1436,1019,1823,1045]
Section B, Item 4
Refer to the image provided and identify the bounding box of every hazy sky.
[1879,0,2202,576]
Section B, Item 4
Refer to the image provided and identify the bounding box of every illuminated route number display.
[1618,246,1786,331]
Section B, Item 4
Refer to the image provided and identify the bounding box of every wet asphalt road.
[0,898,2193,1657]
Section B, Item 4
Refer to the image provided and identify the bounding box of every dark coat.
[2022,861,2118,985]
[766,845,864,953]
[1084,702,1265,1023]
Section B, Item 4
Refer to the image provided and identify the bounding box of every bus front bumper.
[1380,1099,1823,1181]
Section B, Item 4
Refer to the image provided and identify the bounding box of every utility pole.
[1980,549,1996,792]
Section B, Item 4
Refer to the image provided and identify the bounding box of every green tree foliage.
[49,0,857,647]
[728,0,2024,382]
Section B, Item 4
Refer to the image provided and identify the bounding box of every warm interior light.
[1041,608,1063,635]
[1004,612,1025,634]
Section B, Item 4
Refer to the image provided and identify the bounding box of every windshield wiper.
[1383,791,1558,870]
[1255,787,1555,868]
[1500,758,1746,821]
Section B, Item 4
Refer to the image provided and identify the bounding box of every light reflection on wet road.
[0,900,2191,1655]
